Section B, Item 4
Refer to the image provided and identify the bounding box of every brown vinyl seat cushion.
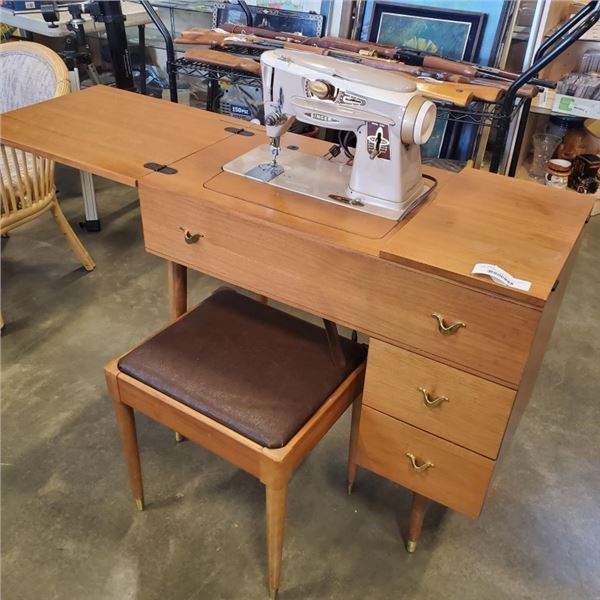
[118,289,366,449]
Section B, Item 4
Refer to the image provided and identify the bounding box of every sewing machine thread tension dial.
[307,79,335,100]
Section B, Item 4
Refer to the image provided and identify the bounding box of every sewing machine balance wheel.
[401,97,437,146]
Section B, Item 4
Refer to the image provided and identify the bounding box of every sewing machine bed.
[196,135,402,241]
[222,145,431,221]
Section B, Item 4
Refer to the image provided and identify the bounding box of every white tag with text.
[472,264,531,292]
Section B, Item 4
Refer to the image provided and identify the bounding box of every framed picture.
[368,3,485,61]
[212,3,324,37]
[368,3,485,159]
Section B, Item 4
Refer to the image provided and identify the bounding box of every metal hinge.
[143,162,178,175]
[224,127,255,137]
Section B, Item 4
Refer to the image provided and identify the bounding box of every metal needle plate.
[245,163,285,182]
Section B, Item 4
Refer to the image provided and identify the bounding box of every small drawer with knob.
[362,339,515,459]
[138,187,265,283]
[357,406,495,518]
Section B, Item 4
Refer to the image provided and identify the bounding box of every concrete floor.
[2,169,599,600]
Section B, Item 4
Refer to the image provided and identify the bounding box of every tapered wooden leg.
[112,399,145,511]
[406,492,429,553]
[50,199,95,271]
[168,261,187,442]
[106,362,144,511]
[266,484,288,600]
[167,261,187,321]
[347,395,362,495]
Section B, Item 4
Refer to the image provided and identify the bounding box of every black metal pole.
[507,99,532,177]
[139,0,178,103]
[138,24,147,95]
[96,1,135,91]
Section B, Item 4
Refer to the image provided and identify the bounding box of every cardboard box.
[552,94,600,119]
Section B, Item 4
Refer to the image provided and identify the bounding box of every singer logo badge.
[306,112,340,124]
[366,123,390,160]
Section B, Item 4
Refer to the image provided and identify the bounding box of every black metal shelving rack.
[139,0,600,175]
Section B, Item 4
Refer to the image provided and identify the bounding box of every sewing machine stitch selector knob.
[307,79,334,100]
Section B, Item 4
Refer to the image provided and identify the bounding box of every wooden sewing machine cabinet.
[1,86,593,550]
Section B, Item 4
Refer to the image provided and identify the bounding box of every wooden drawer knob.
[418,387,449,408]
[179,227,203,245]
[432,313,466,335]
[406,452,434,473]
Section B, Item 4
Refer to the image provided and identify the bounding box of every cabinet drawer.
[363,340,515,459]
[357,406,495,518]
[138,186,539,385]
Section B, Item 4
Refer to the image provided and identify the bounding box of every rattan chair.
[0,41,95,327]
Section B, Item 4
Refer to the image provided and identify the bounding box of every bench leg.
[105,365,145,510]
[347,395,362,495]
[112,399,145,512]
[266,483,287,600]
[104,361,144,510]
[406,492,429,553]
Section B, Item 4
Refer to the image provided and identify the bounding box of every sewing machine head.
[223,49,437,220]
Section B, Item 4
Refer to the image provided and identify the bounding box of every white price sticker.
[472,264,531,292]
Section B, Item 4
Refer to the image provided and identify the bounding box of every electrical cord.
[338,130,355,160]
[422,173,438,195]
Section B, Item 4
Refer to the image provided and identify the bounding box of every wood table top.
[1,86,593,307]
[0,85,261,187]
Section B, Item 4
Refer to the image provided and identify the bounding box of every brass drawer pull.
[179,227,203,245]
[432,313,466,335]
[406,452,434,473]
[418,387,449,408]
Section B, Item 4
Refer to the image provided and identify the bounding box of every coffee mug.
[545,159,571,189]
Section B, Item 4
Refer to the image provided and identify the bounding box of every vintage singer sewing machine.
[223,49,438,220]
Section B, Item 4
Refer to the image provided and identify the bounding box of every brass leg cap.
[135,498,144,512]
[269,589,278,600]
[347,482,354,495]
[406,540,417,553]
[174,432,184,443]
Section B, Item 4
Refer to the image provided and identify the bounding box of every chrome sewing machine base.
[223,145,434,221]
